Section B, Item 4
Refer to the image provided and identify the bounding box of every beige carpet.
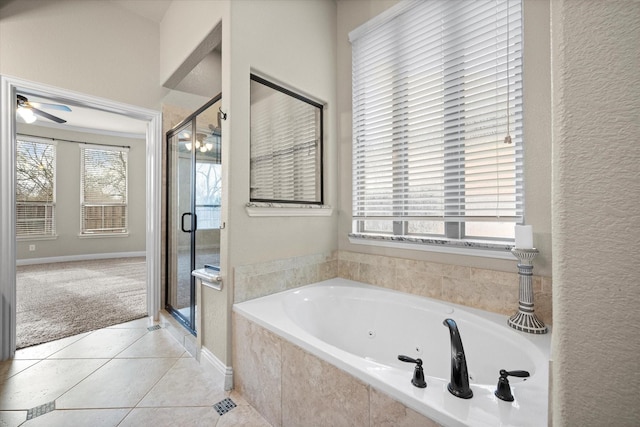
[16,257,147,349]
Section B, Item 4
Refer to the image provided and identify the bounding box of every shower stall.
[165,95,222,333]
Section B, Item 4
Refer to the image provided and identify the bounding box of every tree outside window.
[16,138,55,237]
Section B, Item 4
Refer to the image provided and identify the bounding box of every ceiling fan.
[16,94,71,124]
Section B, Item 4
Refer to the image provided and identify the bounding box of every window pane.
[465,221,515,240]
[16,137,56,237]
[350,0,523,245]
[195,161,222,229]
[81,146,128,234]
[407,221,445,236]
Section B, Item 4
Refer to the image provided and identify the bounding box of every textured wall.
[551,0,640,425]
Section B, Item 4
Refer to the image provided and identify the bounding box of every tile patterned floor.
[0,317,272,427]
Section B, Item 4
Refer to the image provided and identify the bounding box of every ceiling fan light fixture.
[17,106,37,123]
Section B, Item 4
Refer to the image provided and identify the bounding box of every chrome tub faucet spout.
[443,318,473,399]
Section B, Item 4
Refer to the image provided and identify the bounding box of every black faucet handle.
[398,355,427,388]
[501,369,530,378]
[398,355,422,365]
[495,369,531,402]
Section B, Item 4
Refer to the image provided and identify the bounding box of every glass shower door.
[166,97,222,334]
[167,122,196,331]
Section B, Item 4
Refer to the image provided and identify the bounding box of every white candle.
[515,225,534,249]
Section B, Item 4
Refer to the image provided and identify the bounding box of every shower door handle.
[181,212,199,233]
[181,212,192,233]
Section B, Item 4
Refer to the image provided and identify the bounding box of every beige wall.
[0,0,165,110]
[226,0,338,267]
[218,0,338,366]
[551,1,640,425]
[15,125,146,261]
[159,0,224,88]
[336,0,553,277]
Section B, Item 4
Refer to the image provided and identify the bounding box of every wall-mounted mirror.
[250,74,323,204]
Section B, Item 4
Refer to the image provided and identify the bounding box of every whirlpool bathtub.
[233,278,550,426]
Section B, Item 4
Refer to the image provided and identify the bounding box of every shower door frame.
[165,94,222,334]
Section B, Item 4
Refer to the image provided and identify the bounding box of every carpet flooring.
[16,257,147,349]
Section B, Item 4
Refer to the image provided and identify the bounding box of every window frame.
[350,0,524,254]
[15,135,57,239]
[79,144,129,236]
[249,73,324,205]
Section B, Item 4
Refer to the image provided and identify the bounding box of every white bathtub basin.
[234,278,551,427]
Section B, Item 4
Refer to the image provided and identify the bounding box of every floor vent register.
[26,401,55,420]
[213,397,237,416]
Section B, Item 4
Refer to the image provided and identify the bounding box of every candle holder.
[508,248,548,334]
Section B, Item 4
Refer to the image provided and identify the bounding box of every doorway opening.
[0,75,162,360]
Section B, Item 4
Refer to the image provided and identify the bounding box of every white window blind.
[351,0,523,244]
[80,145,128,234]
[250,75,323,204]
[16,136,56,237]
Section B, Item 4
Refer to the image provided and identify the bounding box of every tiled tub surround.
[234,251,338,303]
[234,250,552,325]
[233,311,436,427]
[232,279,551,427]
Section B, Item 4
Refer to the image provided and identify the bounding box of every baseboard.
[200,346,233,391]
[16,251,146,266]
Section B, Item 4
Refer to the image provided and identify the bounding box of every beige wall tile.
[285,264,319,290]
[370,388,441,427]
[232,314,282,427]
[359,262,396,288]
[318,260,338,281]
[442,263,470,280]
[395,269,442,299]
[338,259,359,281]
[470,268,518,287]
[443,277,517,315]
[396,258,444,276]
[235,252,339,303]
[281,341,370,427]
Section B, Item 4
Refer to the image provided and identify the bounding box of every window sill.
[245,202,333,217]
[78,232,129,239]
[348,233,516,260]
[17,235,58,242]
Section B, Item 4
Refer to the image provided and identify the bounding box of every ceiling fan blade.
[28,102,72,112]
[30,107,67,124]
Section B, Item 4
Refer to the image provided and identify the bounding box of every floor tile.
[4,316,272,426]
[118,406,220,427]
[137,357,226,407]
[216,404,273,427]
[107,317,157,329]
[116,328,185,358]
[47,328,147,359]
[0,410,28,427]
[0,359,39,382]
[21,408,130,427]
[0,359,107,410]
[14,332,90,360]
[56,358,179,409]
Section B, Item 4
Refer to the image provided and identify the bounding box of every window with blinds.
[250,74,323,204]
[16,136,56,237]
[80,145,128,234]
[350,0,523,246]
